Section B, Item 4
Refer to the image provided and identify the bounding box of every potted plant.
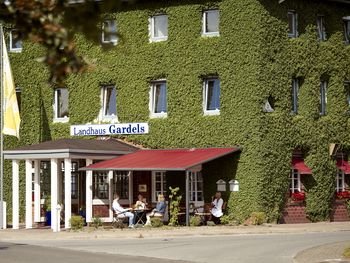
[44,195,51,226]
[291,192,305,202]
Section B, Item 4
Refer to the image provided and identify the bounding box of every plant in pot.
[44,195,51,226]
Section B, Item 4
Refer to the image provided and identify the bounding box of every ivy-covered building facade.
[3,0,350,227]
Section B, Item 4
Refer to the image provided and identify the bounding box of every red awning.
[83,147,240,171]
[336,160,350,174]
[292,158,312,174]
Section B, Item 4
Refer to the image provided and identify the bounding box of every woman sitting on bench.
[145,194,166,226]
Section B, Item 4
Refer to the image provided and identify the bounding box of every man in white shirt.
[112,193,134,228]
[210,191,223,223]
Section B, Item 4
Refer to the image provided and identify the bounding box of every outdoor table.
[193,206,211,225]
[133,208,150,225]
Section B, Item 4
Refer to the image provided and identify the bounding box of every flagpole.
[0,23,4,230]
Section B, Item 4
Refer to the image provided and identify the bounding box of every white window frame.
[149,14,168,43]
[149,80,167,119]
[152,171,166,203]
[343,17,350,44]
[93,171,109,201]
[290,169,301,193]
[113,171,130,201]
[101,19,118,45]
[317,15,326,41]
[288,11,298,38]
[336,169,345,192]
[53,88,69,123]
[345,81,350,113]
[99,85,118,122]
[320,80,327,116]
[202,9,220,37]
[203,78,220,116]
[189,171,204,206]
[9,29,22,53]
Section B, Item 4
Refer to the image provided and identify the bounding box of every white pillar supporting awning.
[64,158,72,229]
[12,160,19,230]
[25,159,32,229]
[33,160,40,223]
[86,159,93,223]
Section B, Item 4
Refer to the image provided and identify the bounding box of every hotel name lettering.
[70,123,149,136]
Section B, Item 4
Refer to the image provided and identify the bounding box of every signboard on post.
[70,123,149,136]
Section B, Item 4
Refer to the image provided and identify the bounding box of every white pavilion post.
[50,158,58,232]
[12,160,19,229]
[33,160,40,223]
[85,159,93,223]
[64,158,72,229]
[25,160,33,229]
[108,170,113,221]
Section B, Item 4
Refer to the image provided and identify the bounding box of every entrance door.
[132,171,152,205]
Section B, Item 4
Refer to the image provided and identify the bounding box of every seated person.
[210,191,223,224]
[112,193,134,228]
[145,194,166,226]
[134,194,146,210]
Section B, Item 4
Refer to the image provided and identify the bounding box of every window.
[343,18,350,44]
[100,85,117,121]
[190,172,204,204]
[336,169,345,192]
[320,80,327,116]
[345,81,350,112]
[114,171,129,200]
[61,161,79,199]
[15,87,21,113]
[149,14,168,42]
[317,15,326,41]
[54,88,69,122]
[93,171,109,199]
[150,80,167,118]
[288,11,298,38]
[202,9,219,36]
[263,95,275,113]
[203,78,220,115]
[9,29,22,52]
[152,171,166,202]
[291,78,299,114]
[102,20,118,45]
[290,169,301,193]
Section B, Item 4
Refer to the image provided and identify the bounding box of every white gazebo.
[3,138,138,232]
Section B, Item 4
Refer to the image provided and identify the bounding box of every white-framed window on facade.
[190,171,204,205]
[93,171,109,199]
[152,171,166,202]
[149,14,168,42]
[9,29,22,52]
[149,80,167,118]
[317,15,326,41]
[291,78,299,114]
[290,169,301,193]
[203,77,220,115]
[61,161,79,199]
[114,171,129,200]
[15,87,21,113]
[343,17,350,44]
[202,9,219,37]
[320,80,327,116]
[54,88,69,122]
[100,85,117,121]
[288,11,298,38]
[102,19,118,45]
[336,169,345,192]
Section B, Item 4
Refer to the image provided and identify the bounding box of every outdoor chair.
[112,211,129,228]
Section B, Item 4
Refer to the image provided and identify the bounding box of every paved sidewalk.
[293,241,350,263]
[0,222,349,241]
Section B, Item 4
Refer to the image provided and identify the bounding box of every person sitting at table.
[112,193,134,228]
[210,191,223,224]
[134,193,146,210]
[145,194,166,226]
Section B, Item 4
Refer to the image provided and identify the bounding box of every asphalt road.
[0,242,188,263]
[2,232,350,263]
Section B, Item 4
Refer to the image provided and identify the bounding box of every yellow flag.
[2,34,20,138]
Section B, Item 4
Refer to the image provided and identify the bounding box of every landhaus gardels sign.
[70,123,149,136]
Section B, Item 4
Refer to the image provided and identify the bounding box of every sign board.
[70,123,149,136]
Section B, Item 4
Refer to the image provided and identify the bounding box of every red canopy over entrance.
[336,160,350,174]
[83,147,240,171]
[292,158,312,174]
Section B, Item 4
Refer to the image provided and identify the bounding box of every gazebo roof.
[4,138,139,160]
